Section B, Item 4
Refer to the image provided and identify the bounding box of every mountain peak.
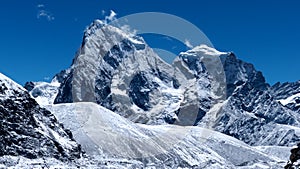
[0,73,25,98]
[83,19,105,38]
[83,10,118,38]
[182,44,228,57]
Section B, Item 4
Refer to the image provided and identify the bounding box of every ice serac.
[0,73,82,161]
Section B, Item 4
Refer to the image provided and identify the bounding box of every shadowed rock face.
[129,72,158,111]
[0,73,82,161]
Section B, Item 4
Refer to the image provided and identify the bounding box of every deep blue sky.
[0,0,299,85]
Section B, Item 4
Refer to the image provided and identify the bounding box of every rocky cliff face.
[0,73,82,161]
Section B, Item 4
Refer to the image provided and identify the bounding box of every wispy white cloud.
[37,4,44,8]
[43,76,50,81]
[37,10,55,21]
[37,4,54,21]
[102,10,137,36]
[120,24,137,36]
[105,10,117,22]
[101,10,106,16]
[184,39,193,48]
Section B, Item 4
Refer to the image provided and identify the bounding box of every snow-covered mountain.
[2,16,300,168]
[49,19,300,147]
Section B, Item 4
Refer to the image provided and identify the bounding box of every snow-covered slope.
[0,73,82,161]
[278,93,300,106]
[46,102,286,168]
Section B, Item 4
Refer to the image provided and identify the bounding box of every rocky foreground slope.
[0,73,82,167]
